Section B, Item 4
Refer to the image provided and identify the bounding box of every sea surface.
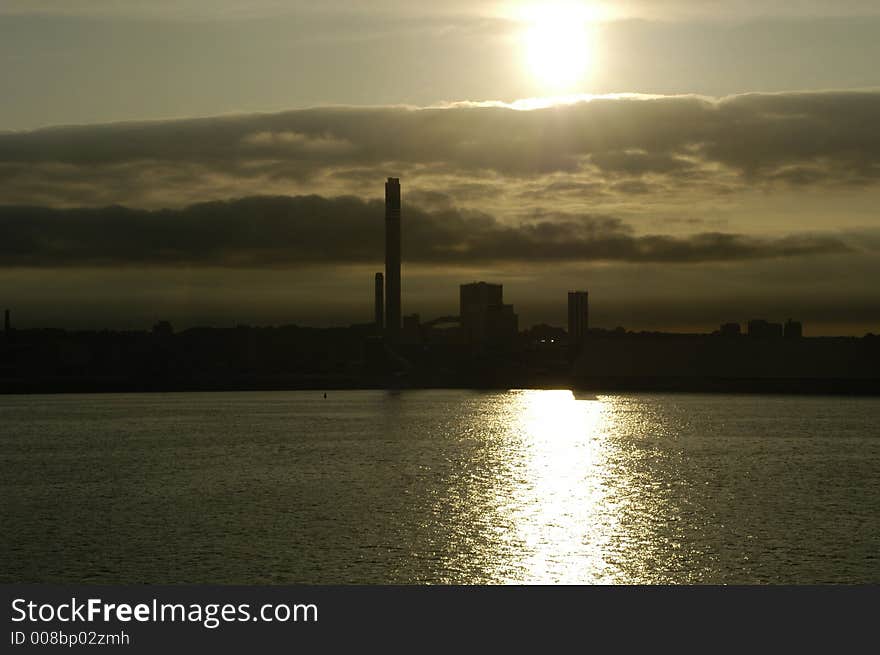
[1,390,878,584]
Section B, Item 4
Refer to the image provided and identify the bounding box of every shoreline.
[2,376,880,396]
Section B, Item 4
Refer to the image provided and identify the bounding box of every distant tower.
[3,309,9,335]
[385,177,401,339]
[374,272,384,330]
[568,291,589,345]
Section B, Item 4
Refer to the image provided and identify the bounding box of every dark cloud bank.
[0,196,849,268]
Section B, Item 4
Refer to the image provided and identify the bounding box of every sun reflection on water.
[490,389,624,583]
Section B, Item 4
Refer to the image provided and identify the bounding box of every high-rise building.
[461,282,503,318]
[567,291,589,345]
[3,309,9,334]
[374,272,384,330]
[784,318,803,339]
[460,282,518,347]
[385,177,401,339]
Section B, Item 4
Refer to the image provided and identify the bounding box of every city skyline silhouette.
[1,175,877,396]
[0,175,875,336]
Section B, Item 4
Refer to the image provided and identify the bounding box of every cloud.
[1,91,879,210]
[0,195,851,268]
[241,130,354,154]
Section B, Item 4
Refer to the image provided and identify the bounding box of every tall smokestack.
[384,177,401,339]
[374,272,384,331]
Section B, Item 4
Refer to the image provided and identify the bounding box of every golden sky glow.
[520,3,599,92]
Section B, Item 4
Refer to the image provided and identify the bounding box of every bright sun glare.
[521,3,597,92]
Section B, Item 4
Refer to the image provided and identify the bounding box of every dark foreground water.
[1,390,878,584]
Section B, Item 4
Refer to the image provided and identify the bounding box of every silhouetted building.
[720,322,741,337]
[363,335,386,373]
[421,316,465,345]
[748,319,783,338]
[567,291,589,346]
[460,282,518,347]
[152,321,174,338]
[374,272,384,331]
[573,331,880,388]
[4,309,9,334]
[784,319,803,339]
[403,313,420,331]
[526,323,567,350]
[461,281,502,315]
[385,177,401,340]
[402,313,421,344]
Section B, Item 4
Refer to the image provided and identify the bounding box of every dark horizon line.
[4,319,878,340]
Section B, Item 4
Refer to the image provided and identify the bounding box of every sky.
[1,1,879,334]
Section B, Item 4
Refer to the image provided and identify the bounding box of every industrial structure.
[384,177,401,340]
[374,272,384,331]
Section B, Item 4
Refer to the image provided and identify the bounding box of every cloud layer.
[1,91,879,213]
[0,196,850,268]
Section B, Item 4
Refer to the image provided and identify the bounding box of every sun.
[520,3,597,93]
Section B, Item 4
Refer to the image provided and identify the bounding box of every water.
[1,390,878,584]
